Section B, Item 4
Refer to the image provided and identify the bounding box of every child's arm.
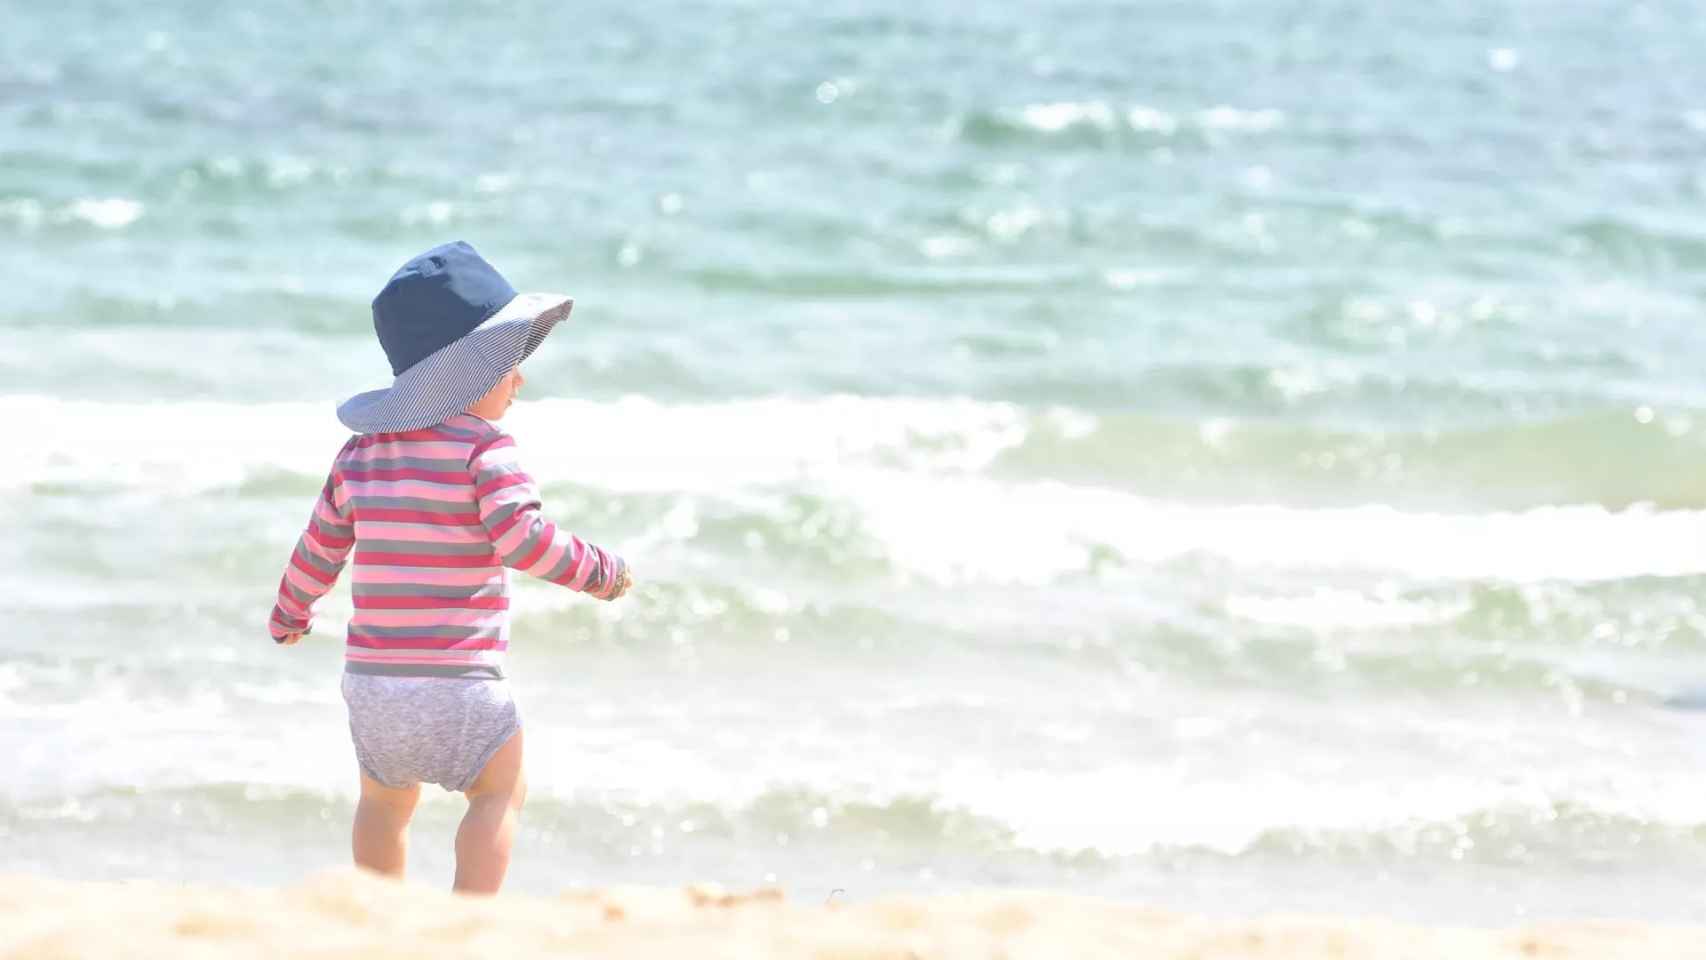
[267,471,356,642]
[469,433,630,600]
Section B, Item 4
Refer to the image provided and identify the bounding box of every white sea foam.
[1197,106,1284,132]
[0,197,145,231]
[0,671,353,805]
[842,472,1706,585]
[1013,102,1282,137]
[64,197,144,229]
[0,198,46,230]
[1224,588,1462,630]
[1020,100,1119,133]
[934,763,1694,858]
[5,397,361,494]
[1,394,1030,494]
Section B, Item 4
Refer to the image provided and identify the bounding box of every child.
[267,241,631,894]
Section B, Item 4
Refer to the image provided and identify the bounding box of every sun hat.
[337,240,572,434]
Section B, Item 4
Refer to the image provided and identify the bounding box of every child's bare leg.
[352,773,420,878]
[454,729,525,895]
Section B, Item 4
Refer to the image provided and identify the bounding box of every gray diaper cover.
[340,673,521,792]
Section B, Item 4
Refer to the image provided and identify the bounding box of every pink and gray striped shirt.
[268,413,626,679]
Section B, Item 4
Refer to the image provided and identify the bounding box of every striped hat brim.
[336,292,572,434]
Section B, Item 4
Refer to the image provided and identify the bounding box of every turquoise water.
[5,0,1706,923]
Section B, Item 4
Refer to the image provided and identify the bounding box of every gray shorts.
[340,673,521,792]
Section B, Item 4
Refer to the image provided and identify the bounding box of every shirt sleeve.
[469,431,627,599]
[267,467,355,642]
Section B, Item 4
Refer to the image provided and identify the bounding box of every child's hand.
[277,633,302,646]
[606,564,634,600]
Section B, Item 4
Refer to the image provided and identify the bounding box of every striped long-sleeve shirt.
[267,413,626,679]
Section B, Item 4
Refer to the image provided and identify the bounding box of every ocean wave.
[13,396,1706,587]
[16,395,1705,507]
[954,102,1284,149]
[1108,612,1676,702]
[1565,215,1706,270]
[2,394,1029,496]
[1226,802,1706,868]
[935,759,1706,867]
[684,262,1088,296]
[0,196,143,232]
[5,287,365,333]
[993,407,1706,510]
[12,777,1705,873]
[824,478,1706,585]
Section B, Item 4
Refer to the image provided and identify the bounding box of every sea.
[4,0,1706,926]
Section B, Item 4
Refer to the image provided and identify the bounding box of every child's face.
[467,367,524,420]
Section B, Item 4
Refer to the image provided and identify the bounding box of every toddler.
[267,241,631,894]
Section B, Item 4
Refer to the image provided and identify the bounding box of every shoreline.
[3,869,1703,959]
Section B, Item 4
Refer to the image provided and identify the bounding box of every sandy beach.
[2,870,1702,959]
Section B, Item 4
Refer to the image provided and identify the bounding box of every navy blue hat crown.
[372,240,518,376]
